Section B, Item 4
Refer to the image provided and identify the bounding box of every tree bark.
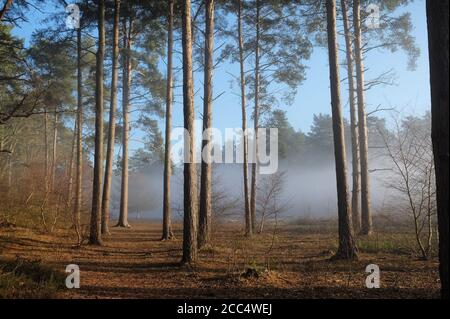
[0,127,4,174]
[101,0,121,235]
[117,15,133,228]
[181,0,198,264]
[7,148,11,198]
[73,25,83,245]
[250,0,261,233]
[238,0,252,237]
[353,0,372,235]
[44,111,49,193]
[426,0,449,299]
[162,0,175,241]
[50,110,58,192]
[66,120,76,209]
[341,0,360,232]
[198,0,215,249]
[5,141,14,203]
[326,0,358,260]
[89,0,105,245]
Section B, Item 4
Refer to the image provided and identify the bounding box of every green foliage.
[264,110,305,159]
[129,116,164,171]
[0,0,46,25]
[356,231,437,257]
[220,0,313,121]
[0,25,42,124]
[356,0,420,71]
[28,30,77,112]
[264,110,392,165]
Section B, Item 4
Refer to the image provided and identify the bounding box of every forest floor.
[0,220,440,299]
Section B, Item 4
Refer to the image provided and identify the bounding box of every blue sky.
[210,0,431,133]
[12,0,431,148]
[187,0,430,136]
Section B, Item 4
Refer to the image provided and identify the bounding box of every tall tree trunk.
[50,110,58,192]
[238,0,252,237]
[250,0,261,233]
[0,136,6,204]
[66,120,77,209]
[326,0,358,260]
[6,145,12,201]
[426,0,449,299]
[117,16,133,228]
[89,0,105,245]
[341,0,360,232]
[102,0,121,235]
[73,26,83,245]
[0,127,4,174]
[44,111,49,193]
[162,0,175,241]
[181,0,198,264]
[353,0,372,235]
[198,0,215,249]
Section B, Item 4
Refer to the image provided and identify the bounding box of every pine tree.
[181,0,198,264]
[89,0,105,245]
[326,0,358,260]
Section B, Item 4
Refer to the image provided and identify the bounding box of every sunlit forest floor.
[0,221,440,299]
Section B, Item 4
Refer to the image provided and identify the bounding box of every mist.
[108,156,392,222]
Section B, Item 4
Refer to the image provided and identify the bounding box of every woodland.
[0,0,448,299]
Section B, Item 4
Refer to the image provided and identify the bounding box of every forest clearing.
[0,220,440,298]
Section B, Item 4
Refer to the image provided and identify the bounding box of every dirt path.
[0,222,441,298]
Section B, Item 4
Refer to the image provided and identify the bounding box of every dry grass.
[0,221,440,299]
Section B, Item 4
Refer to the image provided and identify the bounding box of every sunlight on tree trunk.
[89,0,105,246]
[250,0,261,234]
[181,0,198,264]
[353,0,372,235]
[117,14,133,229]
[238,0,252,237]
[73,25,83,246]
[199,0,215,249]
[326,0,358,260]
[341,0,360,232]
[162,0,175,241]
[102,0,121,235]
